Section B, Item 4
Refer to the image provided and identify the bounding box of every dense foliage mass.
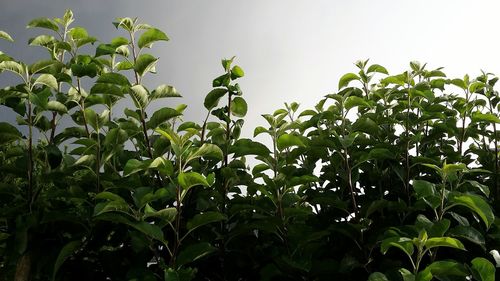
[0,11,499,281]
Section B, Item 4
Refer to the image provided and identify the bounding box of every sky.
[1,0,500,138]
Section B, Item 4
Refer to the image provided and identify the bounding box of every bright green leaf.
[338,73,360,89]
[178,172,209,190]
[230,96,247,117]
[277,134,305,151]
[138,28,169,49]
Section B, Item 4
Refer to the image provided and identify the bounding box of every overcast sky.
[1,0,500,137]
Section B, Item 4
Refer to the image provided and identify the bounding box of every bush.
[0,10,498,281]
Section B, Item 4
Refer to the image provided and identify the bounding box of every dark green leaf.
[129,84,149,109]
[449,194,494,228]
[230,139,271,157]
[204,88,228,110]
[135,54,158,76]
[147,107,181,129]
[178,172,209,190]
[471,257,495,281]
[338,73,360,89]
[368,272,389,281]
[52,241,81,281]
[176,242,216,267]
[0,122,22,144]
[27,18,59,31]
[187,211,225,231]
[151,84,181,100]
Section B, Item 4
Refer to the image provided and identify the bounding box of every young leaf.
[277,134,305,151]
[0,30,13,42]
[424,237,465,250]
[367,64,388,75]
[178,172,209,190]
[231,65,244,79]
[138,28,169,49]
[34,74,58,89]
[338,73,360,89]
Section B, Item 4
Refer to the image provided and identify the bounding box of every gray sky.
[1,0,500,137]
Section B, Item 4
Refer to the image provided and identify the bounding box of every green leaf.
[345,96,370,110]
[449,194,494,228]
[0,61,25,76]
[138,28,169,49]
[187,143,224,162]
[413,180,436,199]
[399,268,415,281]
[204,88,228,110]
[187,211,225,231]
[368,272,389,281]
[104,128,128,148]
[178,172,209,190]
[0,122,22,144]
[230,96,247,117]
[424,260,469,278]
[27,17,59,31]
[34,74,58,89]
[129,84,149,109]
[144,207,177,223]
[450,78,467,90]
[471,112,500,123]
[277,134,305,151]
[90,83,123,97]
[367,64,388,75]
[230,139,271,157]
[147,108,182,129]
[134,54,158,76]
[116,61,133,71]
[52,240,81,281]
[231,65,244,79]
[29,60,60,74]
[424,237,465,250]
[151,84,181,100]
[176,242,217,267]
[471,257,495,281]
[338,73,360,89]
[96,73,130,86]
[0,30,14,42]
[29,35,55,47]
[443,163,467,177]
[448,225,485,249]
[123,159,145,176]
[380,236,414,257]
[46,101,68,114]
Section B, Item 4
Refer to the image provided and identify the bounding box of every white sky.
[1,0,500,137]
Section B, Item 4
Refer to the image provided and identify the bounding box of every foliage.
[0,11,499,281]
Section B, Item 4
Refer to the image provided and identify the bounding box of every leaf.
[230,139,270,157]
[96,73,130,86]
[147,108,181,129]
[230,65,244,79]
[134,54,158,76]
[95,191,126,202]
[176,242,217,267]
[345,96,370,110]
[277,134,305,151]
[27,17,59,31]
[449,194,494,228]
[471,112,500,123]
[471,257,495,281]
[0,61,25,76]
[0,122,22,144]
[90,83,123,97]
[144,207,177,223]
[52,240,81,281]
[204,88,228,110]
[29,60,60,74]
[34,74,58,89]
[187,211,225,231]
[424,260,469,278]
[0,30,13,42]
[187,143,224,161]
[123,159,144,176]
[424,237,465,250]
[150,84,181,100]
[104,128,128,148]
[367,64,388,75]
[178,172,209,190]
[443,163,467,177]
[368,272,389,281]
[230,96,247,117]
[413,180,436,199]
[129,84,149,109]
[448,225,485,249]
[338,73,360,89]
[46,101,68,114]
[380,236,414,257]
[138,28,169,49]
